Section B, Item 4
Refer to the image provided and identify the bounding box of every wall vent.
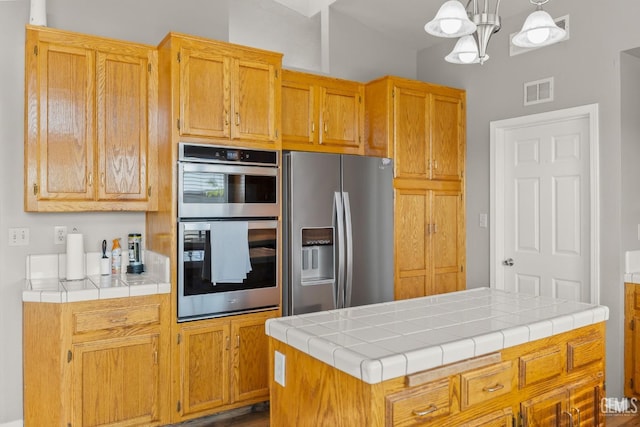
[524,77,554,106]
[510,14,570,57]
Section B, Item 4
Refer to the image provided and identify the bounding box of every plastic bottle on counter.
[111,238,122,275]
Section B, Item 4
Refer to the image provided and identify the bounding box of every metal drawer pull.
[482,383,504,393]
[412,404,438,417]
[110,317,128,323]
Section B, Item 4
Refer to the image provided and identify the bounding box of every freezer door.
[341,155,394,307]
[284,152,342,315]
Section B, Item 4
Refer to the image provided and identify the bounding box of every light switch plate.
[274,350,285,387]
[479,213,488,229]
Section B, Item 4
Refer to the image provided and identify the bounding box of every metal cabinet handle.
[88,173,93,187]
[324,122,328,133]
[225,336,230,350]
[573,407,581,426]
[225,111,229,126]
[563,410,574,427]
[101,173,105,187]
[236,335,240,349]
[311,122,315,133]
[413,404,438,417]
[482,383,504,393]
[502,258,514,266]
[235,112,240,126]
[434,159,438,170]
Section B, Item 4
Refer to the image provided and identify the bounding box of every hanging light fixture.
[425,0,565,65]
[512,0,566,48]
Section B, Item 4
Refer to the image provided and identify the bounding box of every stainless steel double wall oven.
[177,143,280,321]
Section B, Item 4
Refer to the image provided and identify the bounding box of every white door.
[490,104,600,303]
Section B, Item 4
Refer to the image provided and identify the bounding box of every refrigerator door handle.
[334,191,346,309]
[343,192,353,308]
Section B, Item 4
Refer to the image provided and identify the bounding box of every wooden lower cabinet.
[269,322,605,427]
[71,334,162,426]
[625,282,640,398]
[175,310,277,421]
[394,182,465,299]
[521,377,603,426]
[23,294,170,427]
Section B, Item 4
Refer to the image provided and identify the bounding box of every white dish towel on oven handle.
[210,221,252,284]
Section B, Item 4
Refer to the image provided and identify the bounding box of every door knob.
[502,258,514,266]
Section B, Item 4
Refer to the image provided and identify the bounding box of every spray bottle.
[111,238,122,275]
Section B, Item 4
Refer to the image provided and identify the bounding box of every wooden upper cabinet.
[179,48,230,139]
[24,26,158,212]
[431,93,464,181]
[170,34,282,148]
[365,75,465,181]
[282,69,364,155]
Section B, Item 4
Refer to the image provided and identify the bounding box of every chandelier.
[425,0,566,65]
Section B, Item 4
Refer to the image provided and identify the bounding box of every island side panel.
[269,338,388,426]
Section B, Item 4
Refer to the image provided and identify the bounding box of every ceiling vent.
[524,77,554,106]
[510,15,570,57]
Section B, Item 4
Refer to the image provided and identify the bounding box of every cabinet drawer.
[461,361,514,409]
[567,335,604,371]
[519,346,563,388]
[385,378,450,426]
[73,304,161,334]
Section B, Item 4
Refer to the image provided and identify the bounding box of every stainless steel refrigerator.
[282,151,394,315]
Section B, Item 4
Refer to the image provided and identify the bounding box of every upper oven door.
[178,162,279,218]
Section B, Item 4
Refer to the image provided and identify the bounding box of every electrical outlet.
[274,350,285,387]
[8,228,29,246]
[54,226,67,245]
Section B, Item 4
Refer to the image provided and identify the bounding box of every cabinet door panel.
[282,80,315,146]
[231,313,275,403]
[233,59,277,142]
[569,379,603,426]
[431,94,463,181]
[431,190,464,294]
[180,48,230,139]
[393,87,429,180]
[521,388,569,427]
[320,86,361,150]
[37,42,95,200]
[394,189,430,299]
[96,51,149,201]
[72,334,160,427]
[180,323,230,415]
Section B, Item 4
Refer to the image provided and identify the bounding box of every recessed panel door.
[501,115,591,302]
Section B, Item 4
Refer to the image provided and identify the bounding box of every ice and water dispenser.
[300,227,334,283]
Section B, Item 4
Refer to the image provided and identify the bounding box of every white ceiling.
[325,0,537,51]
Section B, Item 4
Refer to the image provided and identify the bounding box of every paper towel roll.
[29,0,47,26]
[66,233,85,280]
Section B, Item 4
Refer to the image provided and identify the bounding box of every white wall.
[417,0,640,399]
[621,51,640,251]
[0,0,415,423]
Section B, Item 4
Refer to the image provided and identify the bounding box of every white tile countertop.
[265,288,609,385]
[23,250,170,303]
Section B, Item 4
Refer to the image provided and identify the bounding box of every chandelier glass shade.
[425,0,566,65]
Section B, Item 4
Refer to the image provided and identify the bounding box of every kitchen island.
[266,288,608,426]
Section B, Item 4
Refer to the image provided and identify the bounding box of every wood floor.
[172,402,640,427]
[172,403,269,427]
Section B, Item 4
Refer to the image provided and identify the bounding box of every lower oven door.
[178,219,279,321]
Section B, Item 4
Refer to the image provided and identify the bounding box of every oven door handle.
[334,192,345,309]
